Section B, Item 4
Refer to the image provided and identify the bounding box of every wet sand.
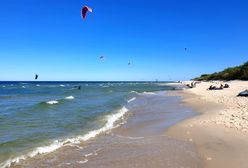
[167,81,248,168]
[12,92,203,168]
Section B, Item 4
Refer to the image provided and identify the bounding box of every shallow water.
[10,90,202,168]
[0,81,174,167]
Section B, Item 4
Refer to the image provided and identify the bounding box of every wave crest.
[65,96,74,100]
[129,90,139,94]
[46,100,59,105]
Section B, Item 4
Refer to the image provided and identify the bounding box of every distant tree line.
[193,61,248,81]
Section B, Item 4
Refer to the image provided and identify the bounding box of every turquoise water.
[0,82,173,167]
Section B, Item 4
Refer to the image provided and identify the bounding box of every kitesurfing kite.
[128,61,131,66]
[100,56,105,60]
[35,74,38,80]
[81,5,93,20]
[184,48,187,51]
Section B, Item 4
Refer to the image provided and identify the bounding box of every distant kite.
[128,61,131,66]
[184,48,187,51]
[81,5,93,20]
[35,74,38,80]
[100,56,105,60]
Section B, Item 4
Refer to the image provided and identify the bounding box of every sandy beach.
[167,80,248,168]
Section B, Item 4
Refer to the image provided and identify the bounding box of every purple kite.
[81,5,93,20]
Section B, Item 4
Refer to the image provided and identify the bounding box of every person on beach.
[186,81,198,88]
[224,83,230,88]
[208,84,223,90]
[208,85,215,90]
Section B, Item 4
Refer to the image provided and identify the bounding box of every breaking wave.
[0,106,129,168]
[129,90,139,94]
[65,96,74,100]
[46,100,59,105]
[44,96,74,105]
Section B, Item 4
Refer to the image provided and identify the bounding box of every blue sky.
[0,0,247,81]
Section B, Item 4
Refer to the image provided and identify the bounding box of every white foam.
[0,141,63,168]
[58,162,72,166]
[22,86,26,88]
[127,97,136,103]
[64,144,84,150]
[36,84,40,87]
[2,85,6,88]
[46,100,59,105]
[0,106,129,168]
[85,153,93,157]
[29,141,63,157]
[80,106,128,141]
[129,90,139,94]
[116,134,144,140]
[65,96,74,100]
[77,159,88,164]
[142,91,156,95]
[60,85,65,87]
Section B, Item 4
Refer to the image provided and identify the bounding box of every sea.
[0,81,196,168]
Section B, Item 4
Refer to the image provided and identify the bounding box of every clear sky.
[0,0,247,81]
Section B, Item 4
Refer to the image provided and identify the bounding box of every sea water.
[0,81,174,167]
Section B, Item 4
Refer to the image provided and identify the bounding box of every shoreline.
[6,81,248,167]
[167,81,248,168]
[10,90,203,168]
[82,91,202,167]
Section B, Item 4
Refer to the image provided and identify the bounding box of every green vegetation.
[194,61,248,81]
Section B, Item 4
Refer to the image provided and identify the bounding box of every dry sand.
[167,80,248,168]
